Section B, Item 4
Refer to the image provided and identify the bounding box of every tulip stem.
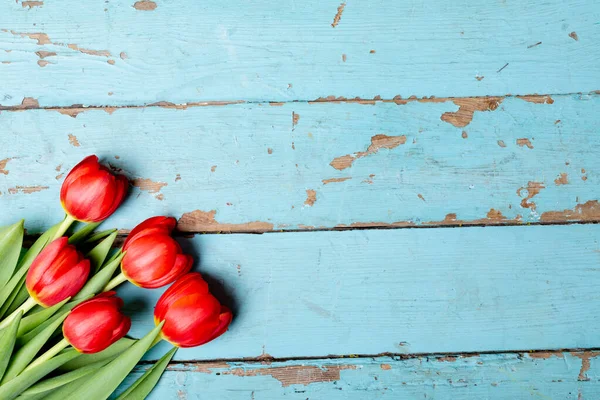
[52,214,76,241]
[103,272,128,292]
[24,338,70,372]
[0,297,36,330]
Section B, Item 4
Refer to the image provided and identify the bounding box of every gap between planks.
[0,91,597,112]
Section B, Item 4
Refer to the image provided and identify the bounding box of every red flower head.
[154,273,232,348]
[63,292,131,354]
[60,155,128,222]
[121,216,193,289]
[26,237,90,307]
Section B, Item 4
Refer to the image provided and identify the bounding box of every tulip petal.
[123,216,176,249]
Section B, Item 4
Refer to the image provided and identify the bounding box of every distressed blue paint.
[0,1,598,106]
[0,95,598,232]
[111,225,600,361]
[113,353,599,399]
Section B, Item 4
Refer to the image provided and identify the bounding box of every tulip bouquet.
[0,155,233,400]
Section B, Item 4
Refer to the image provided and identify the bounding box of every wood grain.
[0,94,598,232]
[113,225,600,361]
[115,352,600,399]
[0,1,598,107]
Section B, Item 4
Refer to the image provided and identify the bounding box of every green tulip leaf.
[4,279,30,316]
[0,311,23,381]
[0,349,80,400]
[63,323,164,400]
[0,220,25,290]
[86,231,118,274]
[0,276,26,319]
[58,337,135,371]
[17,298,70,338]
[67,222,102,245]
[3,312,70,383]
[83,228,117,245]
[115,346,177,400]
[74,252,124,302]
[20,358,110,397]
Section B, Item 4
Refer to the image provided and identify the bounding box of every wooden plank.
[0,94,598,232]
[0,1,598,106]
[117,352,600,399]
[114,225,600,360]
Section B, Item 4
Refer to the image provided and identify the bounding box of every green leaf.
[4,279,30,316]
[20,358,110,397]
[27,372,86,400]
[64,323,164,400]
[0,311,23,381]
[58,337,135,372]
[67,222,102,245]
[73,252,124,301]
[83,228,117,245]
[0,222,61,312]
[0,220,25,290]
[0,349,80,400]
[2,312,70,383]
[116,346,177,400]
[86,231,118,274]
[17,298,70,338]
[0,276,26,319]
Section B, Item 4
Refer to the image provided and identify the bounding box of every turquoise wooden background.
[1,0,600,398]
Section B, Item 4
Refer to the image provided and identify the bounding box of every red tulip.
[121,216,192,289]
[154,273,232,348]
[60,155,128,223]
[63,292,131,353]
[26,237,90,307]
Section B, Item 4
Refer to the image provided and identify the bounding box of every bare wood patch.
[497,140,506,148]
[517,182,545,210]
[37,60,49,67]
[224,365,356,387]
[8,186,48,194]
[133,0,157,10]
[440,97,502,128]
[571,351,600,381]
[554,173,569,186]
[131,178,167,195]
[67,44,111,57]
[540,200,600,223]
[331,3,346,28]
[516,95,554,104]
[0,158,13,175]
[569,32,579,41]
[516,138,534,149]
[4,30,51,45]
[35,51,56,59]
[178,210,274,233]
[330,134,406,170]
[304,189,316,206]
[21,1,44,8]
[68,134,81,146]
[322,177,351,185]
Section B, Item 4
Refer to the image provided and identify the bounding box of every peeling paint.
[0,158,13,175]
[497,140,506,148]
[267,148,273,154]
[120,52,128,60]
[440,97,502,128]
[571,352,599,381]
[0,97,40,111]
[133,0,157,10]
[362,174,375,184]
[569,31,579,41]
[438,356,457,362]
[554,173,568,186]
[380,364,391,370]
[68,134,80,146]
[335,221,416,229]
[211,165,217,172]
[37,60,49,67]
[516,138,534,149]
[426,209,522,226]
[418,194,425,202]
[8,186,48,194]
[517,182,545,210]
[131,178,167,195]
[322,177,351,185]
[342,54,347,62]
[178,210,274,233]
[190,362,229,374]
[461,131,468,139]
[21,1,44,8]
[67,44,111,57]
[527,351,561,359]
[35,51,56,59]
[516,95,554,104]
[331,3,346,28]
[330,134,407,170]
[540,200,600,222]
[5,30,51,45]
[292,112,300,127]
[224,365,356,387]
[304,189,316,206]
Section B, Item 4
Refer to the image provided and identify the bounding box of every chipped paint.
[516,138,534,149]
[131,178,167,195]
[527,351,561,359]
[426,209,522,226]
[330,134,407,170]
[189,362,230,374]
[362,174,375,184]
[133,0,157,10]
[342,54,347,62]
[211,165,217,172]
[292,112,300,127]
[0,158,13,175]
[67,44,111,57]
[418,194,425,202]
[37,60,49,67]
[322,177,351,185]
[440,97,502,128]
[571,352,599,381]
[304,189,316,206]
[267,148,273,154]
[120,52,128,60]
[68,134,80,146]
[516,95,554,104]
[517,182,545,210]
[0,97,40,111]
[540,200,600,222]
[331,3,346,28]
[497,140,506,148]
[36,51,56,59]
[5,30,51,45]
[569,32,579,41]
[438,356,457,362]
[554,173,568,186]
[8,186,48,194]
[224,365,356,387]
[107,59,115,65]
[178,210,274,233]
[461,131,468,139]
[380,364,391,370]
[335,221,416,229]
[21,1,44,8]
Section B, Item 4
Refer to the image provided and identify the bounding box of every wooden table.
[1,1,599,398]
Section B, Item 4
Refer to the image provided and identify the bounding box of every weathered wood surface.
[1,94,599,232]
[0,1,598,107]
[113,225,600,361]
[115,352,600,399]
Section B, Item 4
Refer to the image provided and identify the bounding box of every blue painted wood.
[111,225,600,361]
[0,94,598,233]
[113,352,600,399]
[0,1,598,107]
